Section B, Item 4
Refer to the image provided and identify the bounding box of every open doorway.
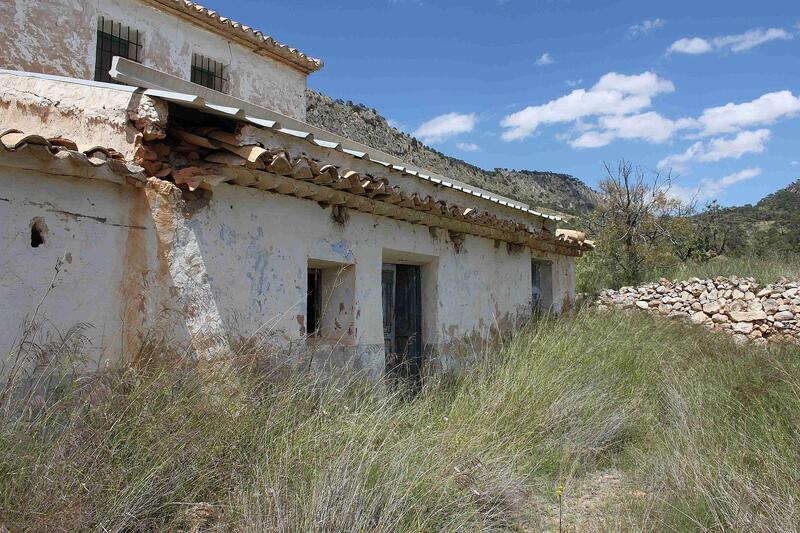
[382,263,423,386]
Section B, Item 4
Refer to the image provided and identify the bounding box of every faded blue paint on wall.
[329,239,354,262]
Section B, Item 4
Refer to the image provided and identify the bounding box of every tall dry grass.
[1,310,799,531]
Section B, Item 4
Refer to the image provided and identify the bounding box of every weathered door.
[382,263,422,385]
[382,266,396,358]
[531,262,542,309]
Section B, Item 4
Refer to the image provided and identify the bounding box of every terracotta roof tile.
[0,129,146,185]
[142,124,593,255]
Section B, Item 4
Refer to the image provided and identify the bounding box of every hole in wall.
[30,217,47,248]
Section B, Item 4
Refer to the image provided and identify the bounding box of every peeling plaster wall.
[0,0,308,119]
[0,73,167,159]
[0,168,162,367]
[0,169,574,378]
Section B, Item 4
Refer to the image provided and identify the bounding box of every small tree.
[586,160,694,287]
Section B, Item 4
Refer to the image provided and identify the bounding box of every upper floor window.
[191,53,229,94]
[94,17,142,83]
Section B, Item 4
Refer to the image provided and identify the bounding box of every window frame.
[94,16,143,83]
[190,53,230,94]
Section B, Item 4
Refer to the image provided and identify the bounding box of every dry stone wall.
[595,277,800,346]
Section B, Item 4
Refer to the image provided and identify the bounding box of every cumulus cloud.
[630,18,666,36]
[566,79,583,87]
[501,72,800,164]
[695,90,800,136]
[500,71,674,141]
[535,52,554,66]
[671,167,762,202]
[668,27,793,55]
[658,129,771,171]
[456,142,480,152]
[413,112,477,144]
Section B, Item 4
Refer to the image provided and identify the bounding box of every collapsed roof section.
[0,69,593,255]
[133,107,593,256]
[109,57,549,219]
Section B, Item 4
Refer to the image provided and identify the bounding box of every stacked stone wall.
[595,276,800,346]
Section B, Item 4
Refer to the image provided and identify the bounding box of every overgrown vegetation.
[2,311,799,531]
[576,161,799,294]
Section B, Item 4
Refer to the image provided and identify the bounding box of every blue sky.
[204,0,800,206]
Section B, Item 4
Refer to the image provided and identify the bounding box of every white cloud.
[658,129,771,170]
[671,167,762,202]
[413,112,477,144]
[712,27,792,52]
[702,129,771,161]
[592,71,675,97]
[566,79,583,87]
[791,160,800,166]
[500,71,674,141]
[535,52,554,66]
[668,37,713,55]
[668,27,792,55]
[502,74,800,158]
[571,112,695,148]
[630,18,666,36]
[456,142,480,152]
[696,90,800,136]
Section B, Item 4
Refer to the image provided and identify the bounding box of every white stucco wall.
[0,0,309,119]
[0,168,574,378]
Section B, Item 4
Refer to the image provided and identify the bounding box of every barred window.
[191,53,229,94]
[94,17,142,83]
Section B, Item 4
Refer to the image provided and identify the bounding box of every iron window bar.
[191,53,229,94]
[95,16,142,83]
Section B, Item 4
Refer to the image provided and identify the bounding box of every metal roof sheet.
[0,69,562,222]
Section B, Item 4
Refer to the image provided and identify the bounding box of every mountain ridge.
[305,90,599,216]
[696,179,799,257]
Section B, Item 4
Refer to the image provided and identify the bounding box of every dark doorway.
[382,264,423,387]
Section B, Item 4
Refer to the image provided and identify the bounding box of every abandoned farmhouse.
[0,0,593,380]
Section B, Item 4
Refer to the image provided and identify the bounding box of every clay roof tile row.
[0,129,147,184]
[140,126,594,254]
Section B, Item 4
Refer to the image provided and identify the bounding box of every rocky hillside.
[305,91,598,215]
[595,276,800,346]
